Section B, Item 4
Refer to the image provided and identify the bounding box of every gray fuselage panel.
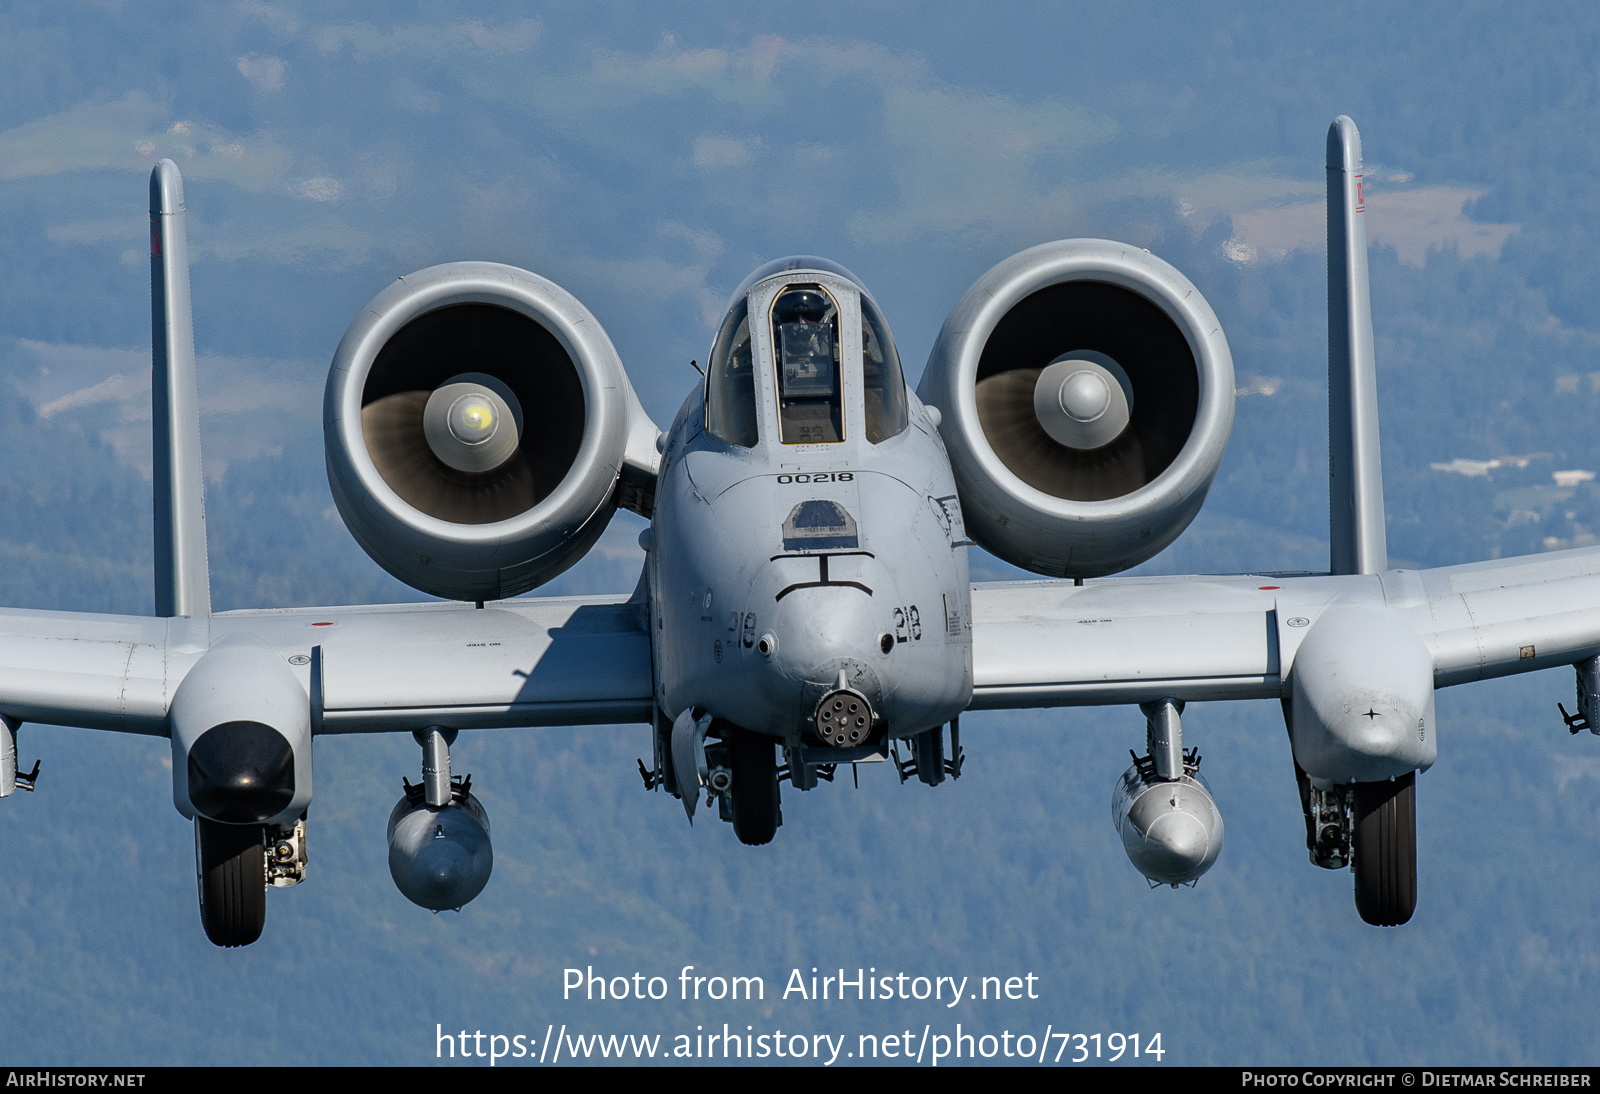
[651,267,972,742]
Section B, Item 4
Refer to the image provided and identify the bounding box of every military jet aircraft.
[3,116,1596,946]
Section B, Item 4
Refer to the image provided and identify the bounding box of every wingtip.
[149,159,185,216]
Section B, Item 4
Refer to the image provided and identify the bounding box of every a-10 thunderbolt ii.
[3,116,1597,946]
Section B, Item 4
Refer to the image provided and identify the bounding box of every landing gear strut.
[1351,772,1417,926]
[195,817,266,947]
[1295,761,1354,870]
[891,720,964,785]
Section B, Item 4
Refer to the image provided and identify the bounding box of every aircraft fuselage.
[649,261,973,748]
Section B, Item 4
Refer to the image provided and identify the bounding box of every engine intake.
[326,262,658,602]
[919,240,1234,577]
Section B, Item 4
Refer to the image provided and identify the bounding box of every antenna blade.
[150,160,211,617]
[1326,116,1387,576]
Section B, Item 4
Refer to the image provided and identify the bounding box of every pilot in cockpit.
[772,284,842,444]
[704,265,909,451]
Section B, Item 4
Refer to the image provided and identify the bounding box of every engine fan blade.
[975,367,1148,502]
[362,391,540,525]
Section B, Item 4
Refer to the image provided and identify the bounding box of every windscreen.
[860,293,908,443]
[705,298,757,447]
[771,284,842,444]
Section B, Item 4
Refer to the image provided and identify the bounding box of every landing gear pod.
[170,638,315,947]
[1287,603,1436,783]
[169,638,312,828]
[1285,604,1429,926]
[918,240,1234,577]
[325,262,658,602]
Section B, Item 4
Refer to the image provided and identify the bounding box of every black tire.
[912,727,945,786]
[729,728,780,846]
[1352,772,1417,927]
[196,817,267,947]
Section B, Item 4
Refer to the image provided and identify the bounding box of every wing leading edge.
[0,597,653,737]
[11,546,1590,733]
[970,544,1600,710]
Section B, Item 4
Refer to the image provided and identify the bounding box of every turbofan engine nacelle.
[1112,766,1224,886]
[326,262,659,602]
[919,240,1234,577]
[387,790,493,911]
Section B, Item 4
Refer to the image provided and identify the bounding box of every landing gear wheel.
[196,817,267,947]
[1351,772,1417,926]
[912,727,945,786]
[729,728,780,846]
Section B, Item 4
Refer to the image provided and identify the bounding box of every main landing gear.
[195,818,265,947]
[1296,765,1417,926]
[1352,773,1417,927]
[194,813,307,947]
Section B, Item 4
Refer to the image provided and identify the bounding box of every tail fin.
[1326,116,1387,576]
[150,160,211,617]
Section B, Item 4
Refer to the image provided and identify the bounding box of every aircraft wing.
[306,597,653,732]
[1398,546,1600,686]
[971,573,1287,708]
[0,609,177,735]
[0,596,653,738]
[970,544,1600,710]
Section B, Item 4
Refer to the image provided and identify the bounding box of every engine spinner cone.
[423,380,521,473]
[1033,351,1132,451]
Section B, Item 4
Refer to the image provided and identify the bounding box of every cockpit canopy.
[772,284,840,444]
[704,258,908,449]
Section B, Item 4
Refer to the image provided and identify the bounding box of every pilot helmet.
[773,286,833,324]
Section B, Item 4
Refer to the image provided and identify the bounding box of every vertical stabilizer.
[150,160,211,617]
[1326,116,1387,576]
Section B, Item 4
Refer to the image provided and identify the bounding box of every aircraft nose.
[762,584,886,723]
